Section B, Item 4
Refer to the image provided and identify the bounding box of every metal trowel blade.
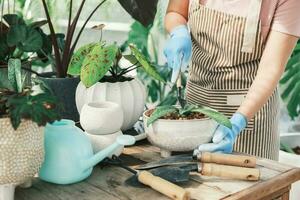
[136,154,196,170]
[125,166,190,188]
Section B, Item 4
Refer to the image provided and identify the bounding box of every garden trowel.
[136,152,257,169]
[102,156,191,200]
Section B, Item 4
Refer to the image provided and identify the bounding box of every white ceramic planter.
[85,131,124,157]
[143,112,218,157]
[80,101,123,135]
[76,78,146,131]
[0,118,44,200]
[279,133,300,200]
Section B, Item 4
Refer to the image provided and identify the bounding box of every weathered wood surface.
[15,141,300,200]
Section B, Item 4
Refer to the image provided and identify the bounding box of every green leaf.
[179,104,198,116]
[68,43,98,76]
[7,25,27,46]
[18,27,43,52]
[123,54,138,65]
[81,44,119,87]
[191,105,232,129]
[147,106,178,127]
[3,14,25,26]
[286,82,300,119]
[8,59,22,93]
[130,44,165,82]
[29,20,48,28]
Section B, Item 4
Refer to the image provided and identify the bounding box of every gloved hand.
[194,113,248,154]
[164,25,192,83]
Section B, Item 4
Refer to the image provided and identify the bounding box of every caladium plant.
[147,104,232,129]
[67,43,165,88]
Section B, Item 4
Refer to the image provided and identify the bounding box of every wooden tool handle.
[200,152,257,168]
[138,171,190,200]
[201,163,260,181]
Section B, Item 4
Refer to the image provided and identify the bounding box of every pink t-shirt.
[198,0,300,41]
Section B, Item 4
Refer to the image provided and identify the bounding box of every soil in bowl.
[145,109,205,120]
[293,146,300,155]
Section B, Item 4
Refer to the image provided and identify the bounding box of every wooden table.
[16,141,300,200]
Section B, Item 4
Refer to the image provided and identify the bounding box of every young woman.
[164,0,300,160]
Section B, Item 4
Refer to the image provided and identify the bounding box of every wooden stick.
[199,152,257,168]
[138,171,190,200]
[201,163,260,181]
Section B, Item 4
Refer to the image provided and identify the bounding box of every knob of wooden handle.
[200,163,260,181]
[138,171,190,200]
[199,152,257,168]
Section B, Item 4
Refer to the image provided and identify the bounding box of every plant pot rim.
[280,132,300,137]
[143,110,212,123]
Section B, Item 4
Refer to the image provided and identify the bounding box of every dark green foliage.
[0,14,51,65]
[280,40,300,119]
[0,58,61,130]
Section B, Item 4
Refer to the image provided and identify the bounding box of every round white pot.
[279,133,300,200]
[76,78,146,131]
[85,131,124,157]
[0,118,44,200]
[143,112,218,157]
[80,101,123,135]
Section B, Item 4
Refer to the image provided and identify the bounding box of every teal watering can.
[39,120,135,184]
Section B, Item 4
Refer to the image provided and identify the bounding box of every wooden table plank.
[15,142,300,200]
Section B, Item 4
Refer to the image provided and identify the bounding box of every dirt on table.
[145,109,205,120]
[293,146,300,155]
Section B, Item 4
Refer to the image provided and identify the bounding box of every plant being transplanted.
[67,43,165,87]
[146,104,232,128]
[0,58,61,129]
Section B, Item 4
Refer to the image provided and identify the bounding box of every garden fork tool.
[175,55,186,108]
[137,152,257,169]
[102,156,191,200]
[136,153,260,181]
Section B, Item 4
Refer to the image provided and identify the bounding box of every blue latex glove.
[164,25,192,83]
[194,113,248,154]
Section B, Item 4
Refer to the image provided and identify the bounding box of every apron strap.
[241,0,263,53]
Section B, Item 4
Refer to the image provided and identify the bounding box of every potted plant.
[143,104,231,157]
[0,14,50,87]
[0,59,60,200]
[68,43,165,131]
[39,0,108,121]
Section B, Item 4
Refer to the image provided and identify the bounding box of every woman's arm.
[165,0,189,33]
[238,31,298,120]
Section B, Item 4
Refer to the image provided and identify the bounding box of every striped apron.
[187,0,280,160]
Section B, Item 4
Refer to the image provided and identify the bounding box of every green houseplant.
[0,58,60,200]
[38,0,108,121]
[68,42,165,131]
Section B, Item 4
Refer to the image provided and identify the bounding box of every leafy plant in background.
[147,104,232,128]
[280,40,300,119]
[41,0,108,78]
[68,42,165,88]
[0,14,50,65]
[0,58,61,129]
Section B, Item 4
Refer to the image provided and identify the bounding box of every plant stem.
[61,0,86,76]
[119,66,140,76]
[41,0,63,77]
[68,0,73,30]
[69,0,107,62]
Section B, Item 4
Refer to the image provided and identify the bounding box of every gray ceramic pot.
[39,76,80,122]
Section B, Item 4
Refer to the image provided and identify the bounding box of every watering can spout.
[82,135,135,170]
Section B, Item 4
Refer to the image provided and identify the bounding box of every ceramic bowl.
[80,101,123,135]
[85,131,124,157]
[143,111,217,157]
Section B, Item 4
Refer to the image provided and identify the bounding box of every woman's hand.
[195,113,247,154]
[164,25,192,83]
